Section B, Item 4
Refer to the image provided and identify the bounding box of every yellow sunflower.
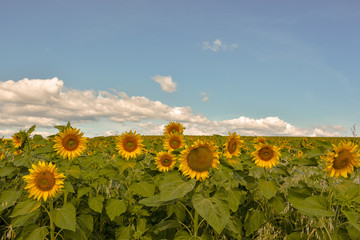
[324,140,360,178]
[23,161,65,202]
[155,151,176,172]
[253,136,266,144]
[12,133,24,148]
[0,150,4,160]
[163,132,185,151]
[251,143,281,169]
[163,121,185,135]
[179,140,220,181]
[116,130,144,160]
[223,132,244,159]
[53,127,87,160]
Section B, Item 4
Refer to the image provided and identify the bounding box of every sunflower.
[253,136,266,144]
[155,151,176,172]
[251,143,281,169]
[23,161,65,202]
[0,150,4,160]
[163,121,185,135]
[53,127,87,160]
[12,132,25,148]
[324,141,360,178]
[223,132,244,159]
[116,130,144,160]
[179,140,220,181]
[163,132,185,151]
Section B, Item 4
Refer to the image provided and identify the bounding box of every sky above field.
[1,0,360,138]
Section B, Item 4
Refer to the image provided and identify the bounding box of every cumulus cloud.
[202,39,238,52]
[0,77,348,137]
[152,75,176,92]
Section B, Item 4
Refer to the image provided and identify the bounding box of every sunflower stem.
[193,209,199,237]
[49,199,55,240]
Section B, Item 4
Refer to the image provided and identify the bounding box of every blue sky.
[1,0,360,137]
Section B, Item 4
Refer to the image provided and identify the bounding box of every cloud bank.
[0,77,346,137]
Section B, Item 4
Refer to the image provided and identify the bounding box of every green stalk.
[193,209,199,237]
[49,199,55,240]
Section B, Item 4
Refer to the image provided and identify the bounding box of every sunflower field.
[1,122,360,240]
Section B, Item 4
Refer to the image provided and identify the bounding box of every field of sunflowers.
[1,122,360,240]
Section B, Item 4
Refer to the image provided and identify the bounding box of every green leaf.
[51,202,76,231]
[77,214,93,233]
[308,147,323,158]
[347,224,360,240]
[129,182,155,197]
[342,209,360,232]
[66,165,81,178]
[192,193,230,234]
[345,186,360,203]
[11,209,40,227]
[32,134,46,144]
[269,194,286,213]
[139,194,172,207]
[27,125,36,135]
[244,209,265,236]
[291,157,318,166]
[0,166,17,177]
[288,191,334,217]
[152,220,179,234]
[159,172,196,201]
[0,190,22,211]
[64,181,75,193]
[27,226,48,240]
[88,196,104,213]
[77,186,91,198]
[174,230,191,240]
[115,226,134,240]
[286,232,307,240]
[258,179,277,200]
[10,199,41,218]
[105,199,127,221]
[225,189,244,212]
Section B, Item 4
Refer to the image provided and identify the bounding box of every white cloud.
[0,77,348,138]
[152,75,176,92]
[200,92,209,102]
[202,39,238,52]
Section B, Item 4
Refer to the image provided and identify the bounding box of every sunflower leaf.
[0,190,22,211]
[88,196,104,213]
[51,202,76,231]
[342,209,360,232]
[105,199,127,221]
[258,179,278,200]
[27,226,49,240]
[129,182,155,197]
[159,172,196,202]
[10,199,41,218]
[192,193,230,234]
[244,209,265,236]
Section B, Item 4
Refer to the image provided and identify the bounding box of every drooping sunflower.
[163,121,185,135]
[116,130,144,160]
[179,140,220,181]
[324,140,360,178]
[53,127,87,160]
[251,143,281,169]
[23,161,65,202]
[223,132,244,159]
[155,151,176,172]
[163,132,185,151]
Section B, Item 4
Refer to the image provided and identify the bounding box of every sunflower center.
[169,138,181,149]
[161,156,172,167]
[35,172,55,191]
[62,134,79,151]
[258,147,274,161]
[123,138,137,152]
[333,150,352,169]
[227,139,237,154]
[187,146,213,172]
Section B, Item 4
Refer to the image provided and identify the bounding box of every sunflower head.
[223,132,244,159]
[251,143,281,169]
[116,130,144,160]
[23,161,65,202]
[53,127,87,160]
[155,151,176,172]
[163,132,185,151]
[253,136,266,144]
[324,140,360,178]
[179,140,220,181]
[12,131,27,149]
[163,122,185,135]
